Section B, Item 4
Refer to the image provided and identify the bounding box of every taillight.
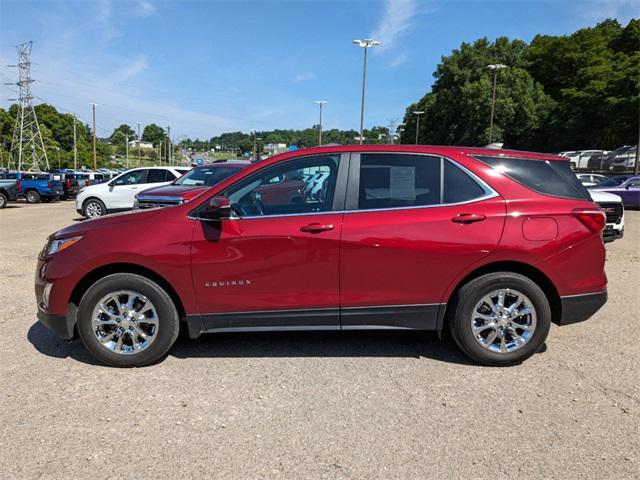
[572,208,606,234]
[66,179,71,189]
[17,180,22,192]
[48,181,53,188]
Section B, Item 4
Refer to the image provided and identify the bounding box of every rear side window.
[146,169,171,183]
[475,156,590,200]
[357,154,489,210]
[358,154,441,209]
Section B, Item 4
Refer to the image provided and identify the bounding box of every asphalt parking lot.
[1,201,638,479]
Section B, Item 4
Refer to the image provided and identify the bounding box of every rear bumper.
[558,291,607,326]
[37,309,76,339]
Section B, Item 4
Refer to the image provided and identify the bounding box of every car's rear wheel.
[83,198,106,218]
[0,192,7,209]
[449,272,551,366]
[77,273,180,367]
[26,190,41,203]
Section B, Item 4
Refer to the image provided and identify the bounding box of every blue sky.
[0,0,637,140]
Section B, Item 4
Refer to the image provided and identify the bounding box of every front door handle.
[300,223,335,233]
[452,213,486,224]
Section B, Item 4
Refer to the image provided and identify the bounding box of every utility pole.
[487,64,507,144]
[73,115,77,170]
[136,122,141,166]
[167,126,172,166]
[413,111,424,145]
[6,41,49,171]
[634,110,639,175]
[91,103,97,169]
[55,146,60,169]
[315,100,327,146]
[251,129,257,161]
[158,141,162,166]
[124,134,129,169]
[353,39,380,145]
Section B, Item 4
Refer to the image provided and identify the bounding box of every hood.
[589,190,622,203]
[136,184,209,201]
[52,208,163,239]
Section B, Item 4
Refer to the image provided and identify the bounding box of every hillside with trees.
[400,19,639,151]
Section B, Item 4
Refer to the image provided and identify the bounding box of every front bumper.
[558,291,607,326]
[37,308,76,339]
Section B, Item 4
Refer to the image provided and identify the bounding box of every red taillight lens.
[48,181,53,188]
[66,179,71,188]
[572,208,606,233]
[17,180,22,192]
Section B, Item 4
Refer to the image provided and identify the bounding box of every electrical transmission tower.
[6,41,49,171]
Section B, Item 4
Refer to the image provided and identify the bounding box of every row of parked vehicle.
[559,145,637,171]
[0,167,131,208]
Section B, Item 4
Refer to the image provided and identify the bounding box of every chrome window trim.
[187,152,499,221]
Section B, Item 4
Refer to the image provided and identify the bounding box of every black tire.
[0,192,7,209]
[77,273,180,367]
[83,198,107,218]
[449,272,551,366]
[26,190,41,203]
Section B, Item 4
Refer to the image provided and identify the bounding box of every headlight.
[45,235,83,256]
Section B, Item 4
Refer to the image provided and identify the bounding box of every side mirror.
[199,196,232,220]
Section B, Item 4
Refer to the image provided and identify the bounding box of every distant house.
[263,143,288,155]
[128,140,154,149]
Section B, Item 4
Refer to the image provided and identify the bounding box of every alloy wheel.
[471,289,537,353]
[91,290,159,354]
[85,201,103,218]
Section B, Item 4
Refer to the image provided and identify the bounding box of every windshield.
[175,166,242,186]
[597,176,628,187]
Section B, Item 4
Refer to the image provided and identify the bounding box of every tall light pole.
[413,111,424,145]
[353,38,380,145]
[487,64,507,144]
[251,129,257,161]
[90,103,98,169]
[124,134,129,169]
[136,122,141,166]
[315,100,327,146]
[72,115,77,170]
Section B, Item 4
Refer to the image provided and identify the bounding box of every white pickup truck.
[590,190,624,243]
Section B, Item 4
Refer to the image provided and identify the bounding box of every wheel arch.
[69,262,186,326]
[442,261,562,327]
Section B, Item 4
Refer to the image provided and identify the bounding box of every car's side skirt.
[186,304,445,339]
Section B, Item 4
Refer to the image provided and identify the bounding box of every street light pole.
[315,100,327,146]
[487,64,507,144]
[136,122,141,166]
[413,111,424,145]
[90,103,98,169]
[353,39,380,145]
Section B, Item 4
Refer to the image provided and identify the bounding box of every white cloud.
[371,0,419,53]
[292,72,317,83]
[135,1,157,18]
[388,52,410,68]
[115,54,150,82]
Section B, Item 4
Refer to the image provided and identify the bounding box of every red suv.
[35,146,607,367]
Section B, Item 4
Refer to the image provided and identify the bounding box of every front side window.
[113,170,145,186]
[225,155,340,217]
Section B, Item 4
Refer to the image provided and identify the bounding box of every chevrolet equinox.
[35,145,608,367]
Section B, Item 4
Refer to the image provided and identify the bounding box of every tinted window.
[146,169,171,183]
[176,166,242,186]
[226,155,339,217]
[443,160,486,203]
[595,176,627,187]
[114,170,146,185]
[475,156,590,200]
[358,154,440,209]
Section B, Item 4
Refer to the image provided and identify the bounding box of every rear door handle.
[452,213,486,224]
[300,223,335,233]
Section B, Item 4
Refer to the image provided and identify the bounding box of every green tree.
[110,124,135,141]
[142,123,166,146]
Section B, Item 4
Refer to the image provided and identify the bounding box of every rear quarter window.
[475,155,590,200]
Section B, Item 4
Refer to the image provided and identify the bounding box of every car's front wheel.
[83,198,107,218]
[0,192,7,209]
[449,272,551,366]
[77,273,180,367]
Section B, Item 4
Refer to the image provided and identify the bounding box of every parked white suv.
[589,190,624,243]
[76,166,190,218]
